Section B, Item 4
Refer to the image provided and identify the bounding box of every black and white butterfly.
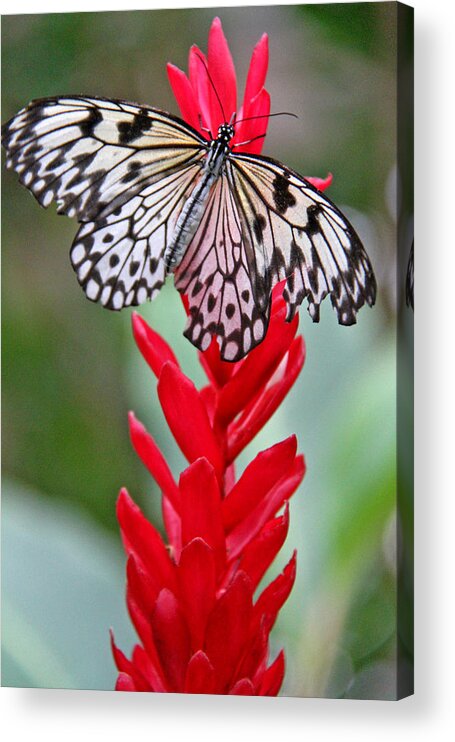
[2,95,376,361]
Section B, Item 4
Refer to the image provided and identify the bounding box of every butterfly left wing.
[227,152,376,326]
[71,159,205,309]
[2,95,206,222]
[2,95,209,309]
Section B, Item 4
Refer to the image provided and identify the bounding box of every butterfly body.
[2,95,376,361]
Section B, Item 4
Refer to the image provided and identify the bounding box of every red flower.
[112,285,306,694]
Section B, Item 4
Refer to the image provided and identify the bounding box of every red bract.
[112,284,306,695]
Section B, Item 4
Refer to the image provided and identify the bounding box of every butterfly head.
[216,123,235,145]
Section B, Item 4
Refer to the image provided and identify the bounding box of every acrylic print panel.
[1,3,413,698]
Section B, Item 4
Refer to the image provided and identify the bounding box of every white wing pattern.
[2,95,376,360]
[2,96,207,308]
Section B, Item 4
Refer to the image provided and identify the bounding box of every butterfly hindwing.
[174,172,269,361]
[228,152,376,326]
[71,160,205,309]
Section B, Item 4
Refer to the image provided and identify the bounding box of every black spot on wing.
[272,172,296,214]
[79,107,103,137]
[117,111,153,144]
[304,204,323,235]
[253,214,266,243]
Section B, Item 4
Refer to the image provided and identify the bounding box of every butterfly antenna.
[194,50,227,123]
[234,112,298,125]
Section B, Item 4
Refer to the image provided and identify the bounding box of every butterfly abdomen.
[164,139,228,272]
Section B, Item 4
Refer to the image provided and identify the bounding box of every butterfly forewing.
[2,96,206,220]
[72,160,205,309]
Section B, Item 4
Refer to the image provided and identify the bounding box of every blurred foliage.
[1,4,410,699]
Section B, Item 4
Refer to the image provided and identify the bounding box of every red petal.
[126,555,160,617]
[227,336,305,461]
[305,172,333,192]
[234,88,270,154]
[189,45,211,134]
[184,651,216,694]
[204,571,253,692]
[258,651,285,696]
[115,672,136,691]
[162,497,181,556]
[158,362,224,479]
[111,631,148,690]
[166,62,200,131]
[229,678,255,695]
[222,436,297,530]
[179,458,226,574]
[117,489,177,592]
[131,644,166,691]
[226,456,303,557]
[238,510,290,590]
[198,336,236,388]
[216,304,297,427]
[235,620,268,684]
[207,17,237,130]
[132,312,179,378]
[253,552,297,633]
[124,597,168,692]
[128,412,180,512]
[244,34,269,111]
[151,588,191,692]
[178,538,216,649]
[199,384,217,426]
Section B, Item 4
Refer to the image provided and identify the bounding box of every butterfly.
[2,94,376,361]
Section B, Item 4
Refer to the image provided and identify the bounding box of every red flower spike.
[114,20,313,695]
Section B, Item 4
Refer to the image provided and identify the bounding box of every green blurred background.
[1,3,412,697]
